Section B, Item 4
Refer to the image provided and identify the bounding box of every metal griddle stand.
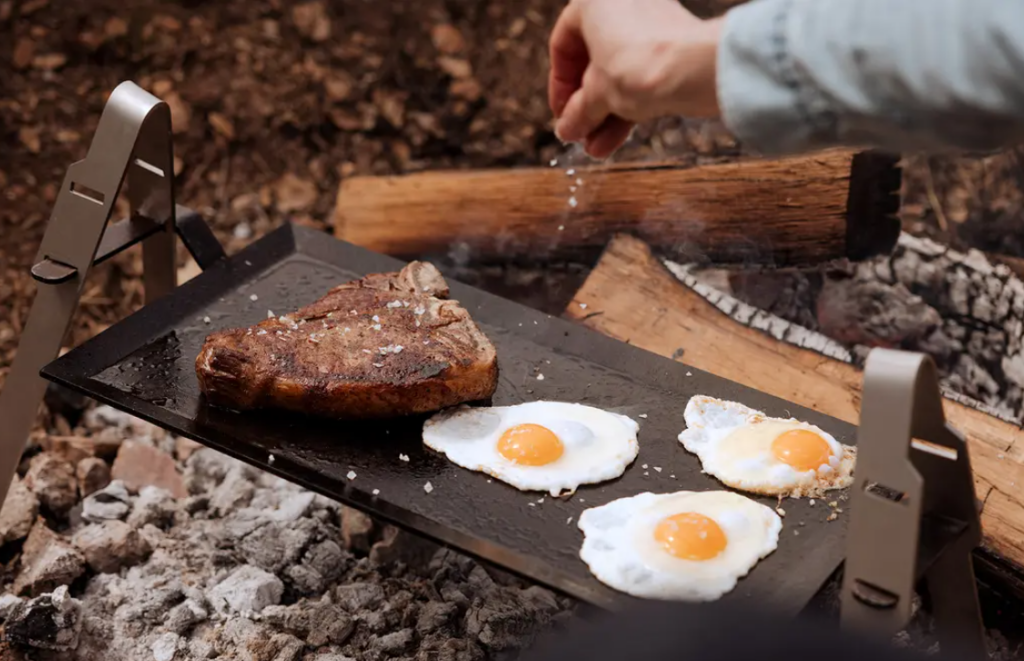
[0,82,986,653]
[841,349,985,658]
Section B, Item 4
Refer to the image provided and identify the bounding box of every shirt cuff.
[716,0,836,155]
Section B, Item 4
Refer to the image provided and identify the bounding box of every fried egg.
[578,490,781,601]
[679,396,856,498]
[422,401,639,496]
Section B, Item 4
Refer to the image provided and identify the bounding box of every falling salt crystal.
[528,503,536,507]
[776,507,786,517]
[372,363,384,368]
[579,303,587,309]
[654,467,662,472]
[344,327,351,333]
[372,489,380,496]
[567,168,576,176]
[257,330,267,335]
[424,340,430,345]
[203,316,211,324]
[576,178,583,186]
[568,196,578,208]
[372,324,382,331]
[423,482,434,494]
[569,186,577,193]
[549,159,558,167]
[644,472,649,476]
[566,516,573,525]
[347,470,357,480]
[537,498,545,504]
[686,371,693,377]
[413,306,426,315]
[794,530,801,536]
[244,260,252,266]
[250,294,258,301]
[372,315,380,322]
[487,480,492,483]
[579,498,585,502]
[670,475,676,479]
[399,454,410,462]
[642,464,648,469]
[362,349,372,354]
[268,454,275,464]
[386,300,404,308]
[558,225,565,231]
[809,499,816,506]
[536,374,545,381]
[639,414,648,419]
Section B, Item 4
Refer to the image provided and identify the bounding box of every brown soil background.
[2,0,1023,395]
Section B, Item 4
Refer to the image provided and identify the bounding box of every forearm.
[716,0,1024,155]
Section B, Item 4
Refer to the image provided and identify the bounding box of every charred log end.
[845,150,903,261]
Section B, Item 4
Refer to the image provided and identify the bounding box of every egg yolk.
[497,424,564,466]
[771,429,832,472]
[653,512,727,561]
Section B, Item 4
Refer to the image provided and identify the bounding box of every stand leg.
[926,547,985,659]
[0,81,176,508]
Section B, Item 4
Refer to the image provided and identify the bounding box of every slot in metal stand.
[0,81,223,507]
[841,348,984,658]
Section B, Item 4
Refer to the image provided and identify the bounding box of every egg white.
[678,396,856,498]
[578,490,781,601]
[422,401,639,496]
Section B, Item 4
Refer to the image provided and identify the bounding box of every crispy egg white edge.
[422,401,641,496]
[577,491,783,601]
[677,395,857,497]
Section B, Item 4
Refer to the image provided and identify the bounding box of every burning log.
[333,150,901,270]
[565,234,1024,584]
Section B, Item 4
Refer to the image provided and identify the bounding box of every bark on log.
[333,150,901,269]
[565,234,1024,588]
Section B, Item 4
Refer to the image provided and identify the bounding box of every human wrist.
[670,16,724,118]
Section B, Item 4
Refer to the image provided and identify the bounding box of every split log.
[334,150,901,269]
[564,234,1024,587]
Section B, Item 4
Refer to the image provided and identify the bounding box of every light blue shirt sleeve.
[717,0,1024,155]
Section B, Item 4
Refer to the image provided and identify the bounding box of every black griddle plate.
[43,223,854,613]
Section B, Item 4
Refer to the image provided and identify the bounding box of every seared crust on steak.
[195,262,498,419]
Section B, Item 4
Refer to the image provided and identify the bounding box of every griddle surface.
[44,224,853,612]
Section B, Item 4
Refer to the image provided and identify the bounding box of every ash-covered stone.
[13,520,86,597]
[81,479,132,523]
[239,520,314,574]
[25,453,78,517]
[75,456,111,497]
[210,466,257,515]
[72,520,151,573]
[0,594,24,621]
[417,600,458,634]
[370,525,440,571]
[208,565,284,616]
[127,485,179,529]
[334,581,385,612]
[371,627,416,656]
[4,585,82,651]
[263,599,355,647]
[165,598,209,635]
[0,475,39,544]
[286,539,350,595]
[151,631,182,661]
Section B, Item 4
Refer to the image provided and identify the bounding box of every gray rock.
[0,475,39,544]
[82,480,132,523]
[418,638,485,661]
[5,585,83,651]
[13,520,86,596]
[25,453,79,517]
[0,593,25,622]
[334,581,385,612]
[72,520,152,573]
[209,467,256,515]
[128,485,178,529]
[165,598,209,635]
[272,491,316,522]
[417,600,458,634]
[312,656,356,661]
[239,520,314,573]
[208,565,284,615]
[371,628,416,656]
[308,603,355,647]
[151,631,182,661]
[76,456,111,497]
[286,539,350,594]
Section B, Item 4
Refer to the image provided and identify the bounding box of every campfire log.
[565,234,1024,587]
[333,150,901,269]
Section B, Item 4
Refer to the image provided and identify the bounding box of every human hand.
[548,0,724,159]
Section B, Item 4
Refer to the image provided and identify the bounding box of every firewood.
[565,234,1024,585]
[333,150,901,270]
